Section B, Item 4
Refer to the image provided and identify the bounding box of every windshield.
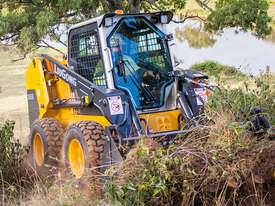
[107,16,173,110]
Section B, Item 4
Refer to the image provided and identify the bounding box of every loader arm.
[41,54,146,139]
[41,55,196,142]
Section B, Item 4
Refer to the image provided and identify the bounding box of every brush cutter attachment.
[249,106,270,135]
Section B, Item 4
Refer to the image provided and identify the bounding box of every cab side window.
[69,24,106,87]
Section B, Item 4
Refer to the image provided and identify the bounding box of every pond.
[168,20,275,75]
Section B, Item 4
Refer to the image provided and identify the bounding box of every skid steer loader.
[26,11,269,186]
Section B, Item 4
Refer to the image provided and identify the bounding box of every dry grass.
[19,178,103,206]
[0,47,29,142]
[0,46,64,144]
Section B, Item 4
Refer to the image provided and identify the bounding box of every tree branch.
[105,0,123,11]
[39,40,66,56]
[11,53,27,62]
[173,15,205,24]
[59,12,77,19]
[195,0,213,12]
[128,0,140,13]
[53,37,66,47]
[0,33,18,41]
[49,28,67,47]
[144,0,161,11]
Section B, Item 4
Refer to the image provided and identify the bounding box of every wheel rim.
[68,139,85,179]
[33,133,44,166]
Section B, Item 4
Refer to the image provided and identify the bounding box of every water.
[168,20,275,75]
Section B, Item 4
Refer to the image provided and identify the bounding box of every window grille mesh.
[70,29,106,87]
[133,30,165,68]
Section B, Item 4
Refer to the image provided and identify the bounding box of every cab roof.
[68,11,173,32]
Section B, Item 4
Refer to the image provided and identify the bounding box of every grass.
[190,60,275,87]
[191,60,275,127]
[0,46,64,144]
[19,179,103,206]
[190,60,242,76]
[0,47,29,143]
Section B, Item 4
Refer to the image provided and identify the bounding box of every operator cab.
[67,11,176,112]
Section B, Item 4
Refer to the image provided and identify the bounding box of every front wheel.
[30,118,64,166]
[64,121,106,191]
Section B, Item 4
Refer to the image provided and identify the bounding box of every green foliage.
[0,0,272,53]
[0,0,103,52]
[207,72,275,126]
[190,60,241,77]
[0,120,27,184]
[205,0,272,38]
[105,144,179,206]
[105,131,275,205]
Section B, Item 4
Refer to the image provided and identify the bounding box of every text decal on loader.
[108,96,124,115]
[54,64,77,87]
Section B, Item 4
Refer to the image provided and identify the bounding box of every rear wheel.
[64,121,105,191]
[30,118,64,166]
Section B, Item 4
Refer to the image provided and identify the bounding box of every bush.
[105,71,275,206]
[105,118,275,206]
[0,120,27,185]
[190,61,242,77]
[105,132,275,206]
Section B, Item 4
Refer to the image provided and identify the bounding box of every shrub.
[0,120,27,185]
[105,118,275,206]
[190,61,242,77]
[105,71,275,206]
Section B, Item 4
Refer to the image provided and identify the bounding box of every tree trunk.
[129,0,141,13]
[105,0,124,11]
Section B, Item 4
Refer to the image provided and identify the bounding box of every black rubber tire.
[30,118,64,166]
[64,121,105,191]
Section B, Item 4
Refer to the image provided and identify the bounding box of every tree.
[0,0,272,56]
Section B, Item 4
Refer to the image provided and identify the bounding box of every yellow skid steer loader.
[28,11,264,187]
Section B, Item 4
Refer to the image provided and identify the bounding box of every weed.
[0,120,27,183]
[0,120,28,203]
[207,72,275,127]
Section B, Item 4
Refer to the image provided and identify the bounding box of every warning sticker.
[108,96,124,115]
[194,88,208,105]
